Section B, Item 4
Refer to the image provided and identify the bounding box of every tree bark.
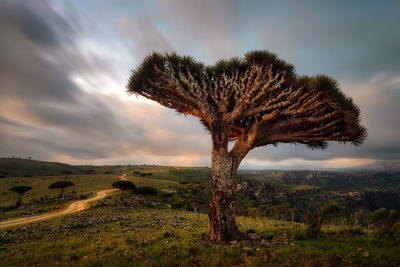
[207,142,245,243]
[16,195,22,208]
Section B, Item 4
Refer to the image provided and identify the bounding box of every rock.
[260,233,274,240]
[248,233,259,240]
[260,239,269,247]
[240,239,252,247]
[69,254,78,261]
[188,246,198,255]
[246,229,256,234]
[242,247,253,256]
[263,250,271,262]
[163,232,171,238]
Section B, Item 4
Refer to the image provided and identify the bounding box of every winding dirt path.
[0,174,128,229]
[119,173,128,180]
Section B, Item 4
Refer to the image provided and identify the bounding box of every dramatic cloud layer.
[0,0,399,169]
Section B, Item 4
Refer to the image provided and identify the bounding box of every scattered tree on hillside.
[189,199,203,213]
[289,208,298,224]
[9,186,32,207]
[112,180,136,201]
[128,50,367,243]
[61,170,72,179]
[48,180,75,198]
[321,201,341,225]
[135,186,158,199]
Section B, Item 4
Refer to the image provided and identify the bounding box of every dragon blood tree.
[10,186,32,207]
[127,50,366,243]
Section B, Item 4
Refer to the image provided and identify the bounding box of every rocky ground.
[1,196,400,266]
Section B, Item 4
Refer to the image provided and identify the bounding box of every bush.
[305,211,322,239]
[162,192,175,198]
[294,232,307,240]
[320,201,341,225]
[136,186,158,196]
[370,208,400,240]
[369,208,399,228]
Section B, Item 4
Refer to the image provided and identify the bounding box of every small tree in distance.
[189,199,203,213]
[112,180,136,201]
[61,170,72,179]
[9,186,32,207]
[128,50,367,243]
[48,180,75,198]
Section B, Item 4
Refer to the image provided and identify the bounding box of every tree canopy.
[10,186,32,195]
[128,50,366,151]
[48,180,75,189]
[112,180,136,191]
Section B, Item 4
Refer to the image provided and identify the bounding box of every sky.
[0,0,399,169]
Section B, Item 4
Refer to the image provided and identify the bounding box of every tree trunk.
[208,147,245,243]
[60,188,64,199]
[120,190,124,201]
[16,195,22,207]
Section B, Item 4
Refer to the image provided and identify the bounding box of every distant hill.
[343,160,400,173]
[0,158,86,178]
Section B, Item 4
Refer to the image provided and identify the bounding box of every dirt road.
[0,174,127,229]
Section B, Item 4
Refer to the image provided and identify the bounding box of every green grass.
[1,161,400,266]
[1,201,399,266]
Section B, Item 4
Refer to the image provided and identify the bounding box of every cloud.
[0,0,210,165]
[156,0,240,62]
[0,0,399,169]
[119,17,174,58]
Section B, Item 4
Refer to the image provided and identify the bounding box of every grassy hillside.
[0,172,184,221]
[1,203,399,266]
[0,158,86,178]
[1,161,400,266]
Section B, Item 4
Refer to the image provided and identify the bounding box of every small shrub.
[294,232,307,240]
[305,211,321,239]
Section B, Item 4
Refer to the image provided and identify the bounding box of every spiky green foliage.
[303,75,366,146]
[9,186,32,195]
[128,52,205,97]
[112,180,136,191]
[48,180,75,189]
